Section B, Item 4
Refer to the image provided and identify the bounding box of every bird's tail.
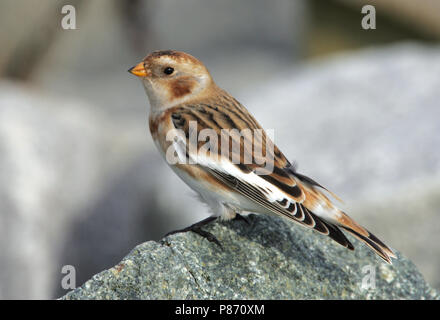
[335,211,396,264]
[292,175,396,264]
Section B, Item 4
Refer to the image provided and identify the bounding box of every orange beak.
[128,61,149,77]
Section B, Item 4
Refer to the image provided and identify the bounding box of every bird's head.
[129,50,214,110]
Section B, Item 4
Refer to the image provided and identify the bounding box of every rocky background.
[0,0,439,299]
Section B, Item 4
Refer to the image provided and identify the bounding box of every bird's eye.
[163,67,174,75]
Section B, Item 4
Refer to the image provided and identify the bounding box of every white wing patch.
[176,140,340,225]
[194,152,300,205]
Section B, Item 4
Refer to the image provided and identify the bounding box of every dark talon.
[164,216,222,248]
[192,227,223,248]
[234,213,251,225]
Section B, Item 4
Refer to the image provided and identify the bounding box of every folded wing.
[169,102,396,264]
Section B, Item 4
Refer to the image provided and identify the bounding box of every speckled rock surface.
[62,214,438,300]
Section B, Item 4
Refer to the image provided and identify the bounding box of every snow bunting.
[129,50,396,264]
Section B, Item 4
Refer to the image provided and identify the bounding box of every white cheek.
[141,74,210,112]
[142,79,171,110]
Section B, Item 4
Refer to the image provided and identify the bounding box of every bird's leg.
[165,216,222,247]
[233,213,251,225]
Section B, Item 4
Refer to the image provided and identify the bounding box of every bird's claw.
[234,213,251,225]
[191,227,223,248]
[164,216,222,248]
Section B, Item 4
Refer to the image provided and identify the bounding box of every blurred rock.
[338,0,440,39]
[62,214,438,299]
[145,0,306,90]
[0,0,58,77]
[0,81,167,299]
[0,81,102,299]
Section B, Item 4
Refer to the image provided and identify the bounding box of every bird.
[128,50,396,264]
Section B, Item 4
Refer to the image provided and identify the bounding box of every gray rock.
[62,214,438,300]
[0,81,104,299]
